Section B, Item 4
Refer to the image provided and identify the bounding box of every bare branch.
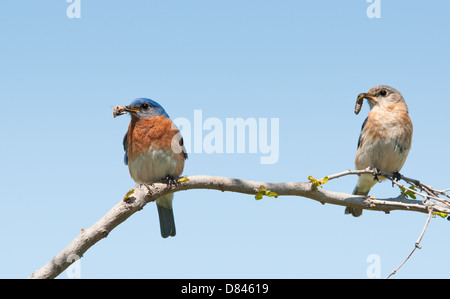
[386,208,433,279]
[28,173,450,279]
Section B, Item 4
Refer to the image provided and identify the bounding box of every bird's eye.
[141,103,149,110]
[379,90,387,97]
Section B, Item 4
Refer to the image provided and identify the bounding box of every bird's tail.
[345,174,377,217]
[345,186,369,217]
[156,194,176,238]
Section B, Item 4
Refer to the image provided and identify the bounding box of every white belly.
[128,147,179,183]
[356,138,409,173]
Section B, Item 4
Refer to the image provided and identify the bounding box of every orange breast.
[127,115,185,181]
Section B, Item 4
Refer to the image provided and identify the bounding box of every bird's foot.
[163,175,178,188]
[143,183,155,196]
[372,168,382,182]
[391,171,402,187]
[393,171,402,182]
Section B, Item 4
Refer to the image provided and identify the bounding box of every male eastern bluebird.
[116,98,187,237]
[345,85,413,217]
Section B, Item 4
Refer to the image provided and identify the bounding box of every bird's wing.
[123,132,128,165]
[357,117,368,150]
[180,136,188,160]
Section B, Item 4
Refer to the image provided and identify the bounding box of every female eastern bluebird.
[345,85,413,217]
[118,98,187,237]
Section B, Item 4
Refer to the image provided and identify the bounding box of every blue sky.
[1,1,450,278]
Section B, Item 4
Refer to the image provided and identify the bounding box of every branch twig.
[385,208,433,279]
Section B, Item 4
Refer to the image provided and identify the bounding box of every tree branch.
[28,172,450,279]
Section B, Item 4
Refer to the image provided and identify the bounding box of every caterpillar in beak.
[354,93,365,115]
[113,105,127,118]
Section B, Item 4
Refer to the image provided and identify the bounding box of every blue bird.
[117,98,187,237]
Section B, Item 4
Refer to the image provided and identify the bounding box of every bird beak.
[358,93,377,102]
[124,106,140,114]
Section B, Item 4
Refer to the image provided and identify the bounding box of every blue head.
[125,98,169,119]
